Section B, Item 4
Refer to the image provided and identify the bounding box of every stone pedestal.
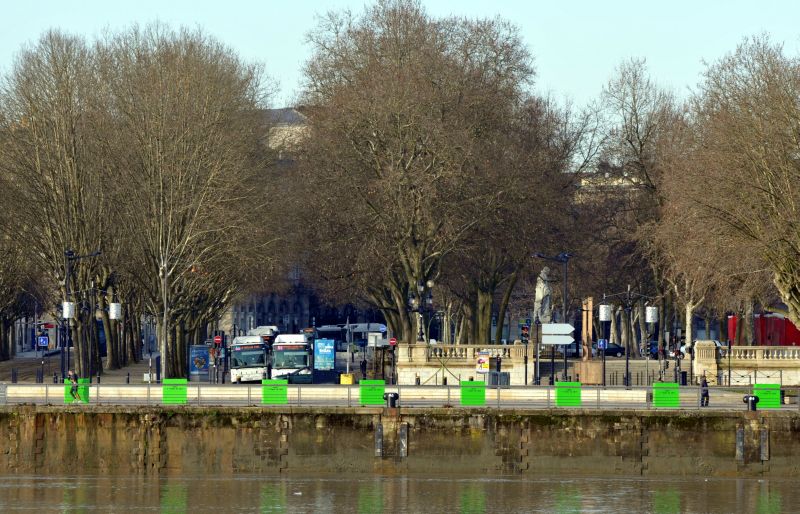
[574,361,604,385]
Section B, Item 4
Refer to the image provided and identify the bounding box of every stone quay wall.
[0,406,797,478]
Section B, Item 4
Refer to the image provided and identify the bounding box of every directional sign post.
[541,323,575,385]
[541,323,575,345]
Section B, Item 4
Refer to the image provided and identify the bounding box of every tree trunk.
[468,290,493,345]
[684,302,695,350]
[494,272,518,344]
[610,306,621,346]
[101,306,119,370]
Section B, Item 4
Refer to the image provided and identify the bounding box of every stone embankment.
[1,406,797,478]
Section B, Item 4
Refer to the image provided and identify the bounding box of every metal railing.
[0,383,797,411]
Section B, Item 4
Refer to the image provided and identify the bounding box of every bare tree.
[688,36,800,327]
[0,31,109,376]
[96,25,271,377]
[298,0,534,341]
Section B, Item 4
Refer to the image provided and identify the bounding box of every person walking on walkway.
[68,371,80,401]
[700,376,710,407]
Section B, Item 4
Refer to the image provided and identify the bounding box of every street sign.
[213,335,222,345]
[37,335,49,348]
[597,339,607,350]
[389,337,397,346]
[542,334,574,345]
[542,323,574,335]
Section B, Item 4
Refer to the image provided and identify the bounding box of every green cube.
[653,382,680,408]
[162,378,188,405]
[64,378,90,404]
[555,381,581,407]
[753,384,781,409]
[360,379,385,405]
[460,380,486,406]
[262,379,288,405]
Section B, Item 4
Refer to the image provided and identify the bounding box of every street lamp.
[534,252,573,381]
[407,280,433,343]
[62,249,101,380]
[598,302,612,387]
[534,315,541,385]
[601,285,654,388]
[645,305,658,385]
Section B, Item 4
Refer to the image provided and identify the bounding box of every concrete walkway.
[0,350,155,384]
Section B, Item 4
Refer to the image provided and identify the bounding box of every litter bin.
[680,371,687,386]
[743,395,759,411]
[383,392,399,408]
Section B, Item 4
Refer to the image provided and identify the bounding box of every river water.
[0,474,791,513]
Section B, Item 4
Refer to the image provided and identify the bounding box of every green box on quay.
[753,384,781,409]
[162,378,188,405]
[262,379,288,405]
[360,380,385,405]
[64,378,90,404]
[653,382,680,408]
[555,382,581,407]
[460,380,486,406]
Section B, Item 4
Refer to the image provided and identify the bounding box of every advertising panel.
[476,351,490,374]
[189,345,210,375]
[314,338,335,370]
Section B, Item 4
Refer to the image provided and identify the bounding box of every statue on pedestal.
[534,266,553,324]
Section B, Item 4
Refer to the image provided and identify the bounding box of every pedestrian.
[360,358,367,378]
[68,371,80,401]
[700,376,709,407]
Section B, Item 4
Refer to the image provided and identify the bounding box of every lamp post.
[62,249,101,380]
[408,280,433,343]
[534,315,541,385]
[598,302,612,387]
[645,305,658,385]
[521,324,530,385]
[601,285,654,388]
[534,252,573,381]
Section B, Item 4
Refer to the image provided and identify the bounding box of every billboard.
[314,338,335,370]
[189,345,210,375]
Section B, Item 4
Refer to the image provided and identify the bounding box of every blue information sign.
[37,335,49,348]
[597,339,607,350]
[314,339,335,370]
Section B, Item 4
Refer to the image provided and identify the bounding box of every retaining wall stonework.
[0,406,797,477]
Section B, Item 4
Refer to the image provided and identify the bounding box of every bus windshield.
[231,350,266,368]
[272,350,308,369]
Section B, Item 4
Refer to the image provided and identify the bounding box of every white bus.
[271,334,312,382]
[229,336,269,383]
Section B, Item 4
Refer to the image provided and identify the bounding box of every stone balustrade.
[694,340,800,385]
[398,343,525,364]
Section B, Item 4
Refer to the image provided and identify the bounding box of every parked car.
[593,342,625,357]
[679,340,725,358]
[564,344,597,358]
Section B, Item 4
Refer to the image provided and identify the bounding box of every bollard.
[383,392,399,408]
[11,368,17,384]
[743,395,759,411]
[415,373,420,385]
[126,373,130,384]
[53,373,58,384]
[443,376,447,386]
[97,373,101,384]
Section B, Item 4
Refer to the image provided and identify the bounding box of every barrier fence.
[0,382,798,411]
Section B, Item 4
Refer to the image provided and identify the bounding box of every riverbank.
[1,406,797,478]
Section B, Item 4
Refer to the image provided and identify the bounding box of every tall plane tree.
[298,0,533,341]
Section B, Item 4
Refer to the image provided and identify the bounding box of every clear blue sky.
[2,0,799,107]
